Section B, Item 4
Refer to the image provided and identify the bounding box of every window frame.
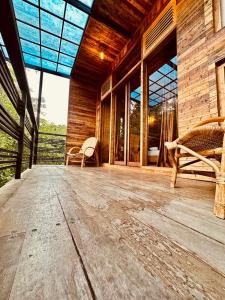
[214,0,225,31]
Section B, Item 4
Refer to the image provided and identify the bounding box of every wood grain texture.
[1,165,225,299]
[66,77,97,155]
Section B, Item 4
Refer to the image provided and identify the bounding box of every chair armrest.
[67,146,77,155]
[194,116,225,127]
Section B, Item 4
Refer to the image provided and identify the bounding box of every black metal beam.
[34,70,43,164]
[0,0,37,132]
[15,91,27,179]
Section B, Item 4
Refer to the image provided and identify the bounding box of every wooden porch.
[1,165,225,299]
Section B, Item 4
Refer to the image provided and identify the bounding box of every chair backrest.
[79,137,98,157]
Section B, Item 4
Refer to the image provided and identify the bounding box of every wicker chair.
[165,117,225,219]
[66,137,99,167]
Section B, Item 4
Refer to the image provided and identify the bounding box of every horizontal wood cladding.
[66,77,97,154]
[177,0,225,135]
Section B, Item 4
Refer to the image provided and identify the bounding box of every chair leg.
[214,172,225,219]
[66,155,69,166]
[95,150,99,167]
[168,148,178,188]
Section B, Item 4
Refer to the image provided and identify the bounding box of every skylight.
[11,0,94,78]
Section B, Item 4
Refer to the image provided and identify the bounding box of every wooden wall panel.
[66,77,97,154]
[177,0,225,135]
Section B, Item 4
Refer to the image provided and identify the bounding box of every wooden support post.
[214,129,225,219]
[109,92,116,164]
[15,91,27,179]
[34,71,43,164]
[140,61,148,166]
[29,126,35,169]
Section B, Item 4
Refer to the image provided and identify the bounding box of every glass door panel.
[115,87,126,163]
[128,72,141,165]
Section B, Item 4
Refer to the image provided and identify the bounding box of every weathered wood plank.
[0,233,25,300]
[0,169,93,300]
[53,166,225,299]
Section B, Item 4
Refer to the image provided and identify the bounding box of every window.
[222,0,225,27]
[214,0,225,31]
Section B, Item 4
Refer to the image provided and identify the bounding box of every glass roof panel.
[41,32,60,51]
[42,59,57,71]
[12,0,93,77]
[59,53,75,67]
[79,0,94,8]
[57,64,71,76]
[0,33,4,45]
[17,21,40,44]
[40,0,66,17]
[41,47,58,62]
[40,10,63,36]
[21,40,40,56]
[24,53,41,67]
[60,40,78,56]
[26,0,38,5]
[65,4,88,28]
[63,22,83,44]
[13,0,39,27]
[2,46,9,59]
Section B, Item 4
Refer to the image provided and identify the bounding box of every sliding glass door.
[115,86,126,164]
[128,71,141,165]
[114,70,141,166]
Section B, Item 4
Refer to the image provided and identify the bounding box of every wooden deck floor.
[0,165,225,299]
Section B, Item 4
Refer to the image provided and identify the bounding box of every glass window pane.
[62,22,83,44]
[41,32,60,51]
[23,53,41,67]
[79,0,94,8]
[58,53,74,67]
[57,64,71,76]
[60,40,78,56]
[21,40,40,56]
[40,0,66,18]
[159,64,173,75]
[41,11,63,36]
[42,59,57,71]
[17,21,40,44]
[13,0,39,27]
[41,47,58,62]
[65,4,88,29]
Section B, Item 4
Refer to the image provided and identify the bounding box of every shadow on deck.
[0,165,225,299]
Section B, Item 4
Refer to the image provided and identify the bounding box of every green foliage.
[0,64,67,187]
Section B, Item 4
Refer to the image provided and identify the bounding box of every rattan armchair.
[66,137,99,167]
[165,117,225,219]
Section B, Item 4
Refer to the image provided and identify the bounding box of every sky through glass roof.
[10,0,94,77]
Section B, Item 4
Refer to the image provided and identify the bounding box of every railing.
[0,50,37,186]
[36,132,66,165]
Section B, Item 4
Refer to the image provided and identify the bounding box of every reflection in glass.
[129,74,140,163]
[115,88,125,162]
[148,55,178,166]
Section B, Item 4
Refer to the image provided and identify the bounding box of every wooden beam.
[140,60,148,166]
[91,13,132,38]
[109,92,116,164]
